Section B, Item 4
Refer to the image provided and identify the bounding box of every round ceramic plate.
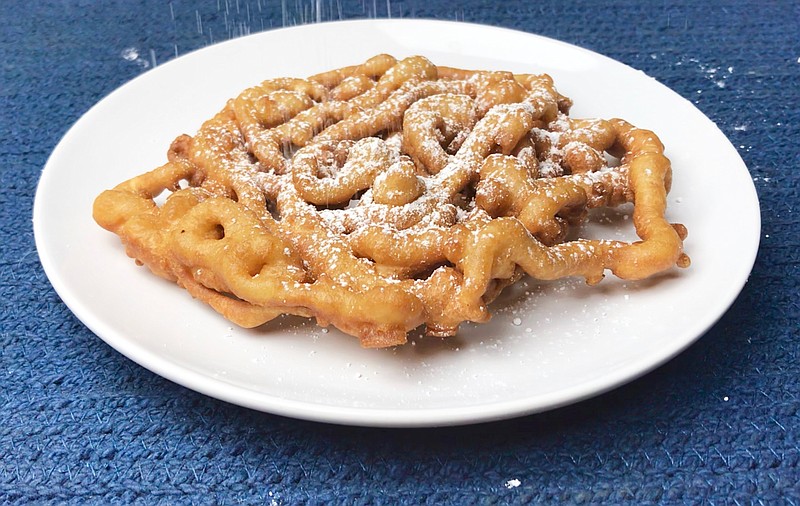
[34,19,760,427]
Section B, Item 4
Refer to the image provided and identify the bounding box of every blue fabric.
[3,0,799,503]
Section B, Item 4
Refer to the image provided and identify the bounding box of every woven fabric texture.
[2,0,799,503]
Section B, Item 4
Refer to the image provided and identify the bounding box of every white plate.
[34,19,760,427]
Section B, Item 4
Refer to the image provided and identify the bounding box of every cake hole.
[207,223,225,240]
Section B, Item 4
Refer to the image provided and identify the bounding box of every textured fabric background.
[2,0,799,503]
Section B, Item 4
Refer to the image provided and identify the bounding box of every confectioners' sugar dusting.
[235,71,634,273]
[242,76,615,250]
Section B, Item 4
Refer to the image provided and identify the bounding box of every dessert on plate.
[93,54,689,348]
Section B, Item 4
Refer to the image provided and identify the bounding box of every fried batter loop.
[93,55,690,348]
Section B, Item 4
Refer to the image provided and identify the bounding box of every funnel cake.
[93,55,690,348]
